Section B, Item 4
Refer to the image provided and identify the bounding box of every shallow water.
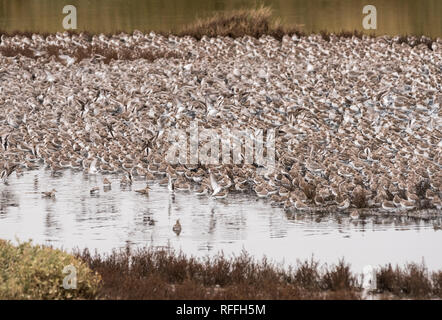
[0,167,441,272]
[0,0,441,37]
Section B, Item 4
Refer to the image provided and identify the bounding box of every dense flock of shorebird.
[0,31,441,218]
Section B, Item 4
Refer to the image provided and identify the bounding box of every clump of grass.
[76,247,442,300]
[432,271,442,298]
[321,259,358,291]
[0,240,101,299]
[319,30,331,42]
[2,241,441,300]
[376,263,433,299]
[176,5,302,40]
[75,247,362,299]
[293,258,321,291]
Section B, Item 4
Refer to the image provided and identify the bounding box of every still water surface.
[0,0,441,37]
[0,167,441,271]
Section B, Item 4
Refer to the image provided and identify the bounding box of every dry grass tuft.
[376,263,434,299]
[74,247,363,299]
[176,5,302,40]
[73,247,442,300]
[321,259,358,291]
[293,258,321,291]
[432,271,442,298]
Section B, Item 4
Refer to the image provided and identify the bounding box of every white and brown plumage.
[103,177,111,187]
[337,198,350,211]
[209,170,222,196]
[213,189,229,199]
[89,186,99,194]
[173,219,182,235]
[1,163,18,184]
[42,189,56,199]
[350,210,360,220]
[0,32,440,217]
[135,185,150,196]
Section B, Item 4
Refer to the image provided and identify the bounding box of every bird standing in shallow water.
[135,185,150,195]
[147,217,155,226]
[0,32,441,216]
[173,219,182,235]
[88,159,98,174]
[1,164,18,184]
[90,186,99,195]
[337,198,350,210]
[42,189,56,198]
[209,169,222,196]
[350,209,360,220]
[120,171,133,186]
[103,177,111,187]
[168,176,175,192]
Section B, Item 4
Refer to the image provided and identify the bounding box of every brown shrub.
[432,271,442,298]
[294,258,321,290]
[69,247,442,300]
[321,259,358,291]
[176,5,302,40]
[74,247,364,299]
[377,263,433,299]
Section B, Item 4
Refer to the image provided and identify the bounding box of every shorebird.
[337,198,350,210]
[1,163,19,184]
[393,195,402,208]
[90,186,99,195]
[290,194,309,211]
[120,171,132,186]
[42,189,56,198]
[209,170,222,196]
[235,181,248,192]
[173,219,182,235]
[0,31,440,215]
[254,184,269,198]
[175,179,191,191]
[147,216,155,226]
[350,209,360,220]
[432,196,441,210]
[135,185,150,195]
[194,184,208,195]
[168,176,175,192]
[103,177,111,187]
[279,186,290,197]
[88,159,98,174]
[213,189,229,199]
[399,198,416,210]
[382,200,396,211]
